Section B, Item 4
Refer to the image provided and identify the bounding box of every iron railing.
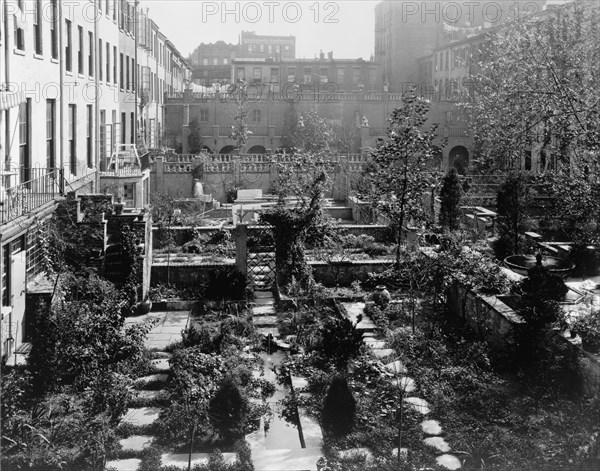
[1,169,62,224]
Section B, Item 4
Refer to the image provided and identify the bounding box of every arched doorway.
[219,145,236,154]
[248,145,267,154]
[198,145,213,154]
[449,146,469,175]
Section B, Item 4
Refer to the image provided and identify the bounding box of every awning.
[0,90,25,111]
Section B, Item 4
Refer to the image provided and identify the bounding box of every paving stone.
[150,358,170,372]
[364,339,387,349]
[436,454,462,470]
[403,397,430,415]
[299,413,322,449]
[151,351,172,359]
[252,316,278,326]
[372,348,396,359]
[421,419,442,435]
[383,360,408,375]
[161,452,237,468]
[105,458,141,470]
[135,373,168,386]
[424,436,451,453]
[390,376,416,393]
[255,298,275,305]
[121,407,161,426]
[118,435,153,451]
[251,448,322,471]
[253,305,275,315]
[134,389,167,400]
[255,291,274,299]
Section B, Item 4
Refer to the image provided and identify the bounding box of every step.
[390,376,416,393]
[253,305,275,315]
[120,407,161,426]
[372,348,395,359]
[134,373,169,387]
[424,436,451,453]
[252,316,278,327]
[134,389,168,401]
[403,397,430,415]
[254,298,275,306]
[383,360,407,375]
[421,419,442,435]
[255,290,274,299]
[118,435,154,451]
[436,454,462,470]
[150,358,171,372]
[161,452,237,469]
[105,458,141,471]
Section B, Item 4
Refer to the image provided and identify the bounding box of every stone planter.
[137,298,153,315]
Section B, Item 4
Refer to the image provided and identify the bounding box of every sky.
[139,1,377,60]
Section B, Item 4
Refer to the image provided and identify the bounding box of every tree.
[361,88,444,266]
[229,80,252,154]
[439,167,463,231]
[322,374,356,437]
[188,116,204,154]
[462,2,600,171]
[496,171,532,256]
[261,111,339,290]
[313,316,363,370]
[208,376,248,443]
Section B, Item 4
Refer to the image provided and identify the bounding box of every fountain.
[504,254,575,278]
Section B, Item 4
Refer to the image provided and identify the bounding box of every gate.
[246,225,276,290]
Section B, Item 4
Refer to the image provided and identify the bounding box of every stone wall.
[310,260,393,287]
[151,260,237,287]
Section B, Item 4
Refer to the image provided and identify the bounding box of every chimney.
[327,51,333,61]
[319,50,325,60]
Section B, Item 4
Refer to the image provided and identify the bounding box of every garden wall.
[152,225,234,248]
[151,260,236,287]
[447,282,525,350]
[310,260,393,287]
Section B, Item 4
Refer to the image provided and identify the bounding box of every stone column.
[235,224,248,279]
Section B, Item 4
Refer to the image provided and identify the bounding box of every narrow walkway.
[249,291,323,471]
[341,302,462,470]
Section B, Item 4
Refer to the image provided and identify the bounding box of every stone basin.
[504,255,575,278]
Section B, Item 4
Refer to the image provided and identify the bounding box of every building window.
[303,68,312,83]
[50,0,58,59]
[121,112,126,144]
[288,68,295,82]
[212,58,218,65]
[320,67,328,83]
[353,68,361,84]
[14,0,24,50]
[88,32,94,76]
[65,20,72,72]
[19,100,31,183]
[202,58,208,65]
[120,53,124,88]
[259,44,264,52]
[337,67,345,83]
[106,0,110,15]
[275,44,280,53]
[46,100,55,169]
[113,46,117,84]
[87,105,93,168]
[34,0,42,55]
[253,68,262,81]
[126,55,130,90]
[252,109,262,123]
[236,68,245,80]
[113,0,117,20]
[268,44,272,54]
[131,57,135,91]
[68,104,77,175]
[130,113,135,144]
[76,26,83,74]
[270,68,279,82]
[99,39,103,80]
[200,109,209,122]
[223,58,228,65]
[106,42,110,83]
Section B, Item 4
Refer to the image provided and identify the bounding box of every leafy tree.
[361,88,444,266]
[462,1,600,171]
[188,116,204,154]
[439,167,463,231]
[208,377,249,443]
[322,374,356,437]
[496,171,532,256]
[312,316,363,370]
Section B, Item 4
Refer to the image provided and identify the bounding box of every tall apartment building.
[0,0,190,364]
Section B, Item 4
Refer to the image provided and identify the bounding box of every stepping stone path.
[341,302,461,470]
[108,311,191,471]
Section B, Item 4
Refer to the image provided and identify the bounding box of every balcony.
[99,145,151,177]
[1,169,62,225]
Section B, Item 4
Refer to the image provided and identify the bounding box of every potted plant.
[572,310,600,353]
[137,296,153,315]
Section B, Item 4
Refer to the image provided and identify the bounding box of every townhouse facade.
[0,0,190,364]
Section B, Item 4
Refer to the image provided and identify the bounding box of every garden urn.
[372,285,391,308]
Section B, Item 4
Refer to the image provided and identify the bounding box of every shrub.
[208,377,249,443]
[322,374,356,437]
[439,167,463,231]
